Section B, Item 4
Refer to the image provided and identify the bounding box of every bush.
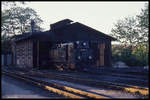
[132,45,148,66]
[112,44,148,67]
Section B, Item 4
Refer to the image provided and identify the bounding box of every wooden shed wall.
[104,40,112,67]
[93,39,112,67]
[14,39,33,68]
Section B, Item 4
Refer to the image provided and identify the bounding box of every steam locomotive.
[49,41,97,70]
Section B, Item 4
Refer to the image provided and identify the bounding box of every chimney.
[31,20,35,33]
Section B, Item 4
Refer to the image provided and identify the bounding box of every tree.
[1,2,44,53]
[132,44,148,66]
[112,44,148,66]
[136,3,149,46]
[111,3,149,67]
[111,16,139,45]
[111,3,149,46]
[2,7,43,38]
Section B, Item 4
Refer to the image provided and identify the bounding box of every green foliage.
[112,45,148,67]
[132,45,148,66]
[136,3,149,46]
[137,3,149,31]
[111,3,149,46]
[111,17,139,45]
[2,7,43,36]
[1,2,43,53]
[111,3,149,67]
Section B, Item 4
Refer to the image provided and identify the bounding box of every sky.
[21,1,147,36]
[2,1,147,37]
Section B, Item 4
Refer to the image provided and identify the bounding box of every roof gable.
[51,22,116,42]
[14,19,117,43]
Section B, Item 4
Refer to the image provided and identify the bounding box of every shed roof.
[14,19,116,43]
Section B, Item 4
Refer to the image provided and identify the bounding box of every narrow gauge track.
[4,66,148,80]
[2,70,110,99]
[5,66,148,81]
[30,69,148,87]
[20,70,148,96]
[38,71,148,86]
[3,67,149,96]
[81,69,148,80]
[88,67,149,76]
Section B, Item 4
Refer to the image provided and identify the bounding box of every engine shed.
[12,19,116,70]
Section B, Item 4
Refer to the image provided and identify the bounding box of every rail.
[2,70,110,99]
[27,71,149,96]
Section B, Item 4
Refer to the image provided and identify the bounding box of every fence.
[1,53,13,66]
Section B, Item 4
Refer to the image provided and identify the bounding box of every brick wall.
[14,40,33,68]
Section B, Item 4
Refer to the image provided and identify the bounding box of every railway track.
[2,70,110,99]
[23,70,149,96]
[4,66,148,80]
[3,67,149,96]
[39,70,148,85]
[81,68,148,80]
[82,70,148,80]
[29,69,148,88]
